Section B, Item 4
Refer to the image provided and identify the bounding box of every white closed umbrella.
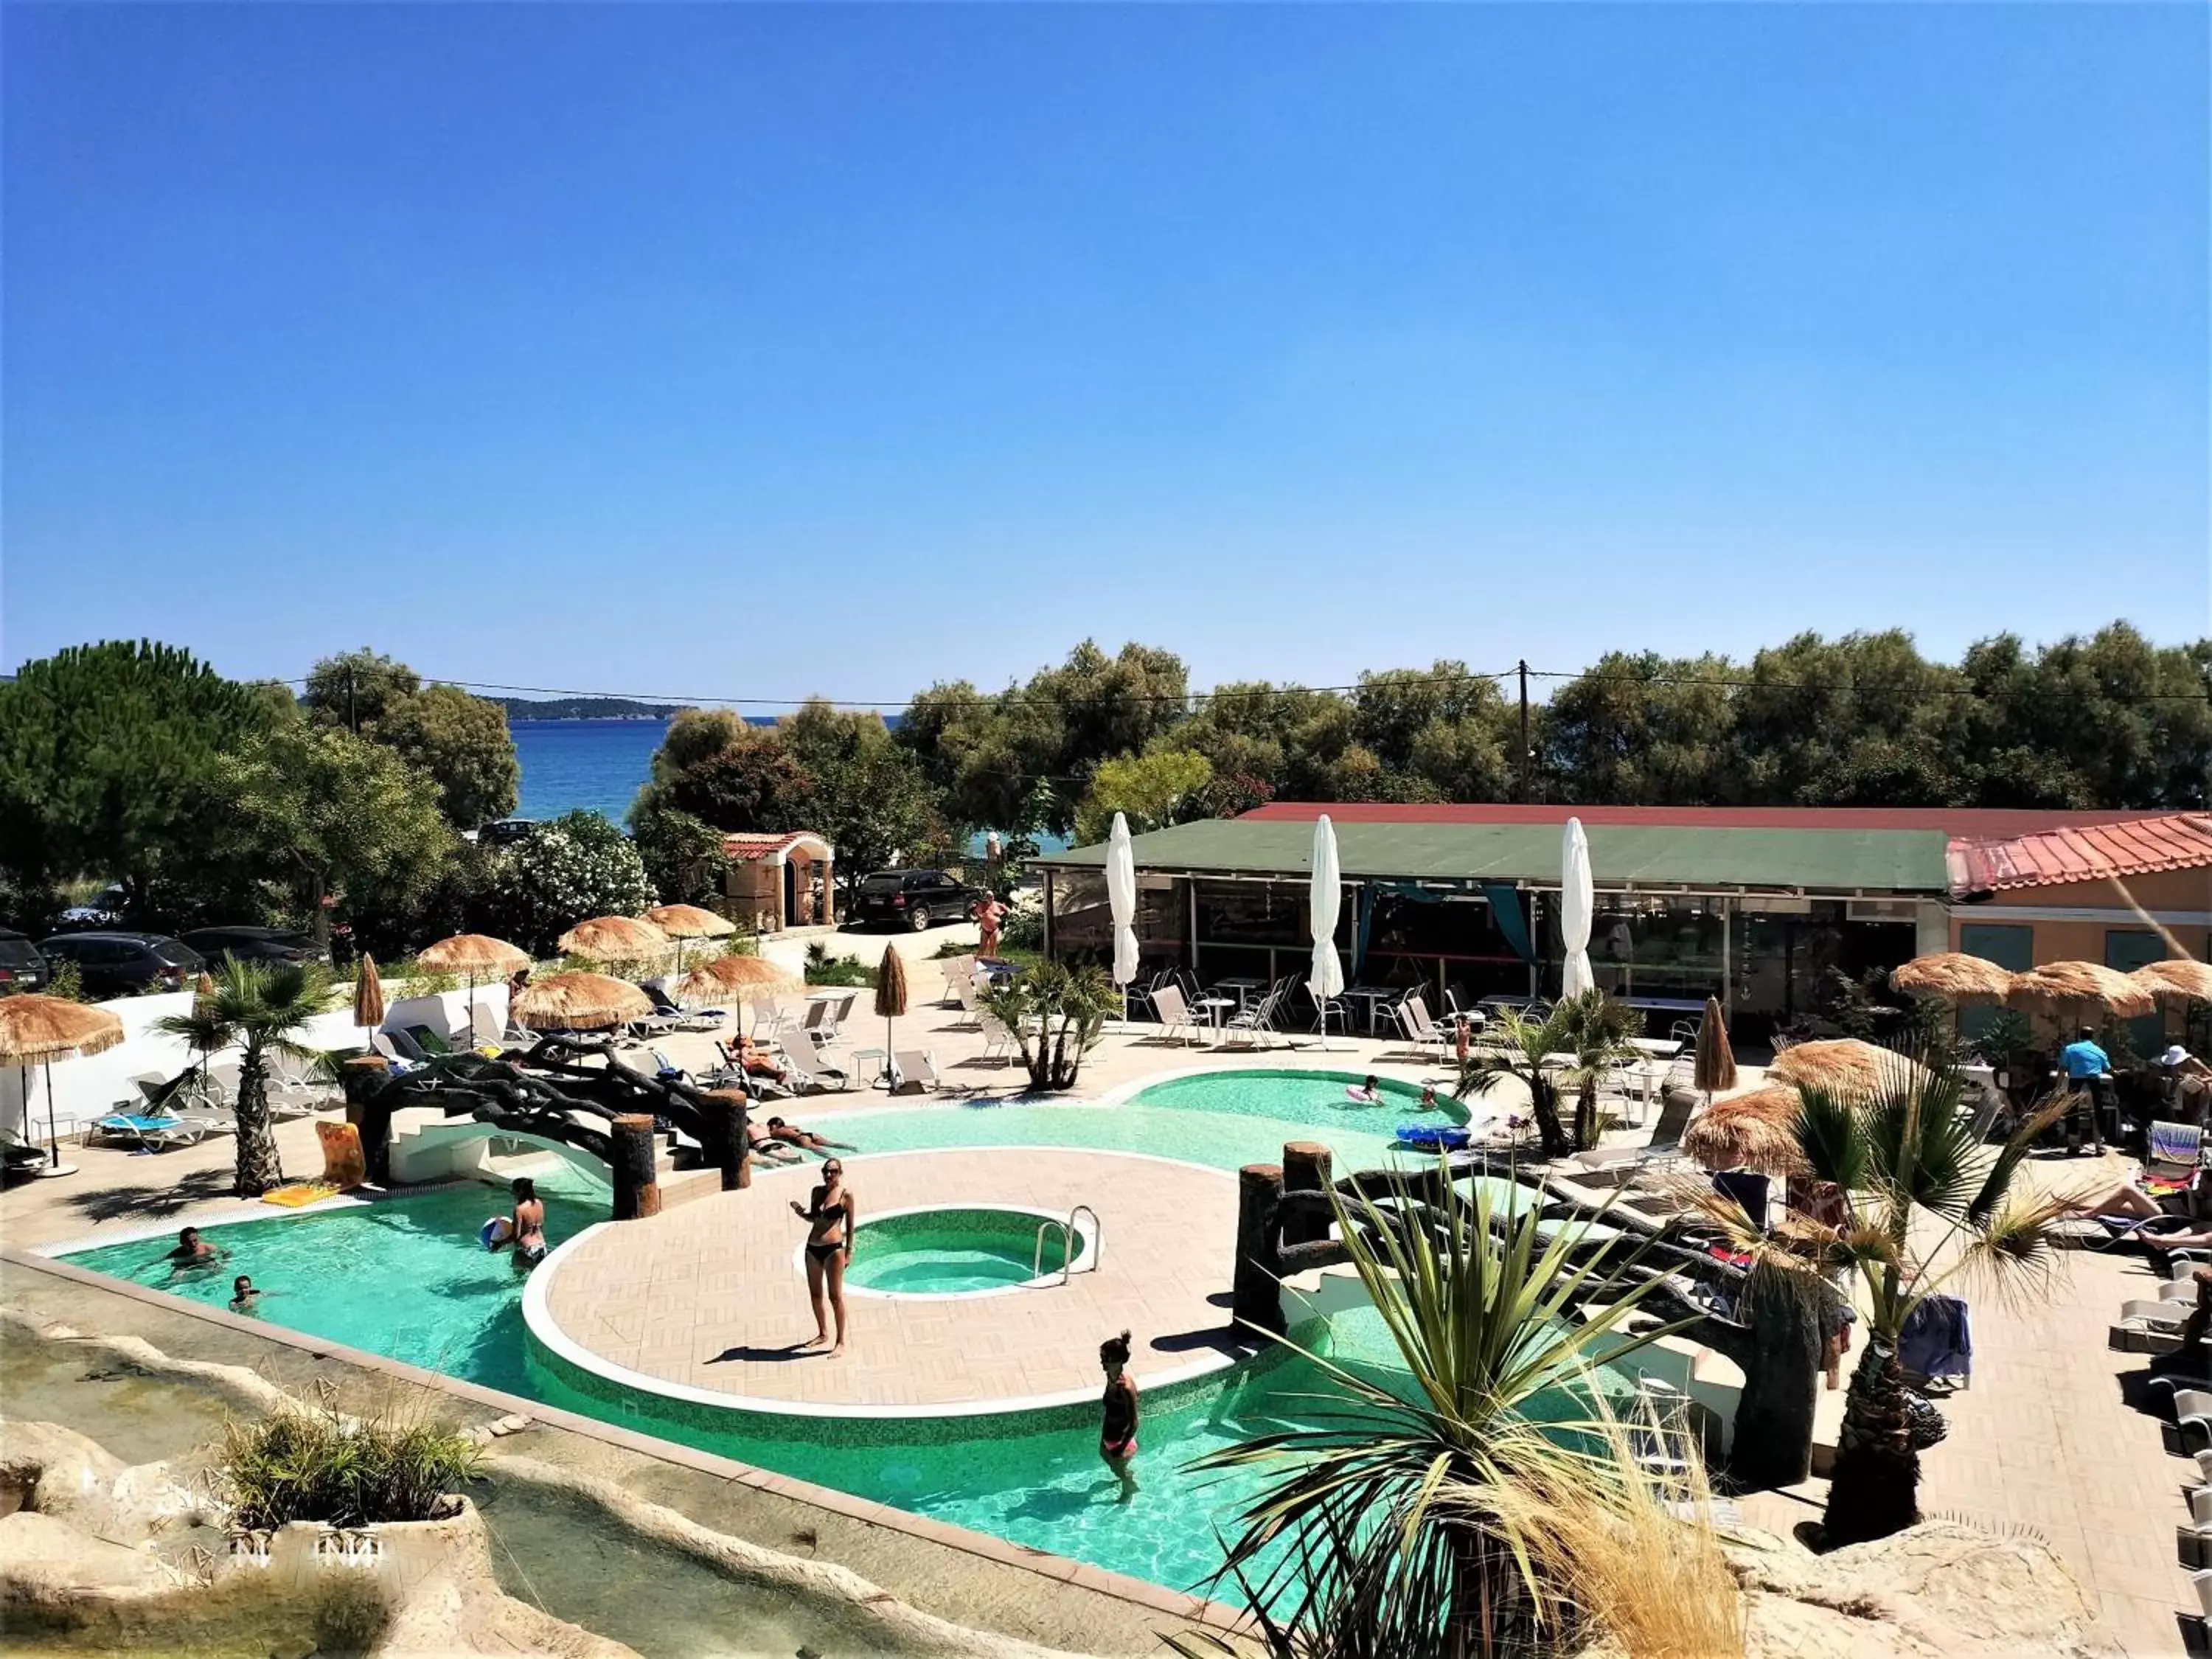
[1307,813,1346,1051]
[1561,815,1595,1001]
[1106,812,1141,1026]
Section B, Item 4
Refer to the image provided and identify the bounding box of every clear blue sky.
[4,4,2205,705]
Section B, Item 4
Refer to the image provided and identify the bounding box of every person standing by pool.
[1099,1329,1140,1501]
[508,1177,548,1272]
[973,891,1008,959]
[2061,1026,2114,1155]
[791,1158,854,1357]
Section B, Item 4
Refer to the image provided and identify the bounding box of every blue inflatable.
[1395,1124,1470,1150]
[479,1216,515,1251]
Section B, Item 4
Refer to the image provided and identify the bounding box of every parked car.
[57,884,128,927]
[476,818,540,849]
[38,932,204,997]
[178,925,327,967]
[0,928,52,994]
[852,869,984,932]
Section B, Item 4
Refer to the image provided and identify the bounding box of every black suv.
[179,925,327,967]
[852,869,984,932]
[0,928,51,994]
[38,932,204,997]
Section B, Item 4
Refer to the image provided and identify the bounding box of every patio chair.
[812,992,858,1043]
[1147,984,1202,1046]
[978,1011,1020,1065]
[374,1028,428,1065]
[950,974,987,1032]
[1394,998,1453,1062]
[751,996,793,1040]
[2145,1121,2207,1201]
[1569,1085,1703,1174]
[1222,982,1290,1048]
[1,1124,52,1178]
[469,1002,506,1049]
[886,1049,939,1095]
[940,956,976,1009]
[779,1043,851,1094]
[85,1107,220,1151]
[643,981,723,1032]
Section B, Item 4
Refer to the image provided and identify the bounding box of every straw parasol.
[675,952,799,1037]
[875,944,908,1088]
[353,954,386,1034]
[557,916,671,967]
[512,972,652,1032]
[1890,952,2017,1005]
[2133,959,2212,1006]
[0,995,125,1176]
[1683,1085,1808,1177]
[1768,1038,1927,1097]
[1692,995,1736,1095]
[2008,960,2159,1021]
[416,933,531,1034]
[641,904,737,975]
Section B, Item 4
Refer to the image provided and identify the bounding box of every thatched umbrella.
[417,933,531,1034]
[557,916,671,971]
[2133,959,2212,1006]
[513,972,652,1033]
[1768,1038,1927,1097]
[0,995,125,1176]
[1692,995,1736,1095]
[675,952,799,1037]
[875,944,908,1088]
[1683,1085,1808,1178]
[641,904,735,975]
[2009,960,2158,1022]
[1890,953,2017,1006]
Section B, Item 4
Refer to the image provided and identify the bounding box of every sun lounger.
[644,982,723,1032]
[779,1045,850,1094]
[886,1050,939,1095]
[86,1110,220,1151]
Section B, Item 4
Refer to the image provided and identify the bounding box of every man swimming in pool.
[1099,1329,1141,1501]
[163,1227,226,1279]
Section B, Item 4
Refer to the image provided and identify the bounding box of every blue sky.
[4,4,2205,705]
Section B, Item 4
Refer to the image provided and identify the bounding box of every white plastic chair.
[1149,984,1201,1046]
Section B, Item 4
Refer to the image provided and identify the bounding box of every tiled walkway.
[539,1147,1251,1412]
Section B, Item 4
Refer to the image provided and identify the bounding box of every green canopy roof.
[1038,817,1950,895]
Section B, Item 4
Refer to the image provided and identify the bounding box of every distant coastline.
[496,695,683,722]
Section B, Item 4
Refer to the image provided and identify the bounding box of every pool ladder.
[1033,1204,1103,1287]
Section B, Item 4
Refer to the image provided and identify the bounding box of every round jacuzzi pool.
[837,1206,1095,1298]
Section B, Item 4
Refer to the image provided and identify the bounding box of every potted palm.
[1456,990,1639,1158]
[978,961,1117,1093]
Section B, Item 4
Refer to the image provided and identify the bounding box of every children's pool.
[57,1077,1569,1599]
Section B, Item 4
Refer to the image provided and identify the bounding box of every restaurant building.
[1037,804,2210,1040]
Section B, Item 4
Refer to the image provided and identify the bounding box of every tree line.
[3,623,2205,957]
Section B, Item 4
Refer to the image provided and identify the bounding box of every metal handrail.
[1068,1204,1102,1274]
[1033,1220,1073,1285]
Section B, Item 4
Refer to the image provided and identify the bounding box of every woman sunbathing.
[765,1117,855,1152]
[743,1121,805,1165]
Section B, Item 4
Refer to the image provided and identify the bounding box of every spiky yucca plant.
[1175,1164,1687,1658]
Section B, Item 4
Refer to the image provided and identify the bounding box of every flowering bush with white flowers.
[480,810,655,957]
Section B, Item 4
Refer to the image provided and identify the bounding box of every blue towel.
[1899,1294,1972,1384]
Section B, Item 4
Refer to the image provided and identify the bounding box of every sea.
[509,719,1068,854]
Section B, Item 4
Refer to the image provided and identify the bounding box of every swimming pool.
[55,1074,1569,1600]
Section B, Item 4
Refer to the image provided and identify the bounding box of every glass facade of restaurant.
[1046,869,1921,1036]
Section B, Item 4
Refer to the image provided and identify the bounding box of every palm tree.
[1455,990,1639,1158]
[158,958,333,1197]
[1179,1165,1686,1658]
[978,961,1117,1092]
[1699,1043,2067,1548]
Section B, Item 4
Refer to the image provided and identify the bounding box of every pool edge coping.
[0,1243,1251,1637]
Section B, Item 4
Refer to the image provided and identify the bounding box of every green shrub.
[804,956,877,989]
[217,1395,479,1531]
[44,959,86,1002]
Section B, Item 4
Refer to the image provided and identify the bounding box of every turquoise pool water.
[843,1207,1081,1295]
[56,1077,1568,1599]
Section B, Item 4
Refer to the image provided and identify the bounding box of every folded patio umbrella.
[1559,816,1594,1000]
[1693,995,1736,1094]
[1307,813,1345,1051]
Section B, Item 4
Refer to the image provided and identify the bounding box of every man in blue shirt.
[2059,1027,2113,1155]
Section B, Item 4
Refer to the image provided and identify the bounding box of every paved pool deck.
[537,1146,1253,1414]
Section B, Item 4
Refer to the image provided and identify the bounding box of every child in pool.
[1416,1083,1440,1111]
[1346,1076,1382,1105]
[229,1275,264,1315]
[1099,1329,1140,1502]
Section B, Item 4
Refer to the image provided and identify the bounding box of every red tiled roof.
[1241,802,2168,837]
[1947,813,2212,897]
[721,830,830,860]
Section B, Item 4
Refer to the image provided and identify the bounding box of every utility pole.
[1517,660,1531,803]
[346,665,357,735]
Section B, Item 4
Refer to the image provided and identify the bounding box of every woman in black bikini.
[790,1159,854,1357]
[1099,1329,1140,1501]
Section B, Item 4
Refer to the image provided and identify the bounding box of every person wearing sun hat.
[2157,1044,2212,1124]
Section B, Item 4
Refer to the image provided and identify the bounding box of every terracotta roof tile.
[1947,813,2212,897]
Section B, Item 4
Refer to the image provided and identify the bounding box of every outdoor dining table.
[1340,986,1402,1036]
[1208,977,1268,1011]
[1196,996,1238,1048]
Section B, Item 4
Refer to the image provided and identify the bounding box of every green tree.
[218,715,456,946]
[156,959,332,1196]
[1073,748,1214,844]
[1713,1045,2067,1546]
[649,723,815,832]
[1180,1166,1674,1658]
[1455,1005,1583,1158]
[0,641,271,921]
[627,798,732,909]
[1540,651,1740,805]
[301,650,421,732]
[481,811,655,956]
[779,701,933,892]
[373,684,520,831]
